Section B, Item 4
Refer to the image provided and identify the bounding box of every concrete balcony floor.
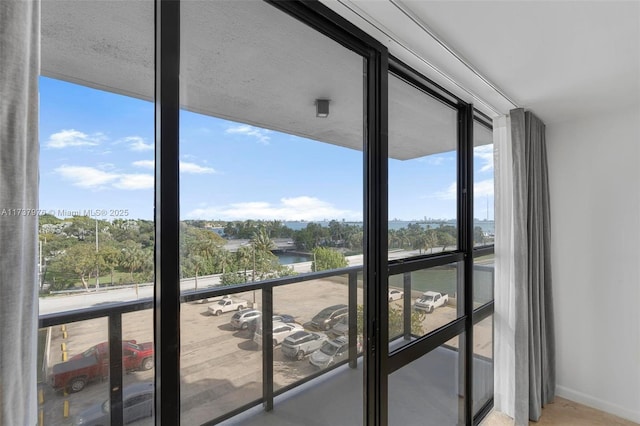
[220,345,493,426]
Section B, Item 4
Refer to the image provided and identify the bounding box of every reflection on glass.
[40,318,110,425]
[180,291,262,424]
[388,73,459,261]
[274,278,354,391]
[473,315,494,414]
[473,253,494,307]
[389,335,463,425]
[389,263,463,350]
[473,121,494,247]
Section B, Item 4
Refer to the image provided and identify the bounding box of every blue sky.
[39,77,494,222]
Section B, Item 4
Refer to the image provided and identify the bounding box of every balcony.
[38,263,493,425]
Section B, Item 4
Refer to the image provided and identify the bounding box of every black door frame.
[154,1,492,425]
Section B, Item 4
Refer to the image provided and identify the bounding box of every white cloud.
[122,136,153,151]
[114,174,154,190]
[474,179,494,197]
[186,196,360,221]
[133,160,216,174]
[437,179,494,200]
[474,144,494,172]
[132,160,155,169]
[225,125,271,144]
[180,161,216,174]
[131,160,216,174]
[436,182,458,200]
[55,165,153,190]
[46,129,105,148]
[55,166,120,188]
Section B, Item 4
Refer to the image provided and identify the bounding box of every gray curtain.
[510,108,555,423]
[0,0,40,425]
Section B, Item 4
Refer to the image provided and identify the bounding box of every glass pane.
[273,275,358,391]
[473,253,494,307]
[473,121,494,247]
[473,315,494,414]
[180,0,365,423]
[181,290,262,424]
[389,262,463,351]
[389,335,464,425]
[40,1,154,424]
[40,318,110,425]
[388,73,459,261]
[121,309,155,424]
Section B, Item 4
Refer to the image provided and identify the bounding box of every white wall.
[547,106,640,423]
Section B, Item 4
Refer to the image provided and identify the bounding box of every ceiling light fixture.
[315,99,330,118]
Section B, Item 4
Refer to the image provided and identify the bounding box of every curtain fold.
[0,1,40,425]
[494,108,555,424]
[493,115,516,419]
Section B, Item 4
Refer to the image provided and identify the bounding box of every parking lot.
[40,277,491,425]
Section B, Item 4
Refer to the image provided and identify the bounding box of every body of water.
[275,252,312,265]
[282,220,495,234]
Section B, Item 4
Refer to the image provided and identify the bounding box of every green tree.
[294,222,327,250]
[215,249,233,274]
[356,304,424,340]
[120,242,146,283]
[312,247,348,272]
[221,271,247,286]
[474,226,487,245]
[60,243,98,291]
[437,231,456,251]
[251,228,275,252]
[98,243,121,286]
[235,245,253,280]
[39,213,62,226]
[347,230,363,252]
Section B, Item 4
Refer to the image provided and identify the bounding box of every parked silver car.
[230,308,261,330]
[281,330,328,360]
[73,381,153,426]
[309,336,349,369]
[254,321,304,346]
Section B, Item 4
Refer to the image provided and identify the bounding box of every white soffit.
[41,0,468,160]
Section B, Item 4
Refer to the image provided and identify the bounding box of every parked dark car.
[311,304,348,331]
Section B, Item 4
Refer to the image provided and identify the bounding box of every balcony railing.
[38,259,493,425]
[39,266,361,425]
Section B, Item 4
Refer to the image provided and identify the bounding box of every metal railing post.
[403,272,411,340]
[109,313,124,426]
[262,286,274,411]
[348,271,358,368]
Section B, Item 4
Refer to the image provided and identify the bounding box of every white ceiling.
[327,0,640,124]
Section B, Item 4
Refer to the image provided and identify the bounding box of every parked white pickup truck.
[414,291,448,313]
[208,298,247,316]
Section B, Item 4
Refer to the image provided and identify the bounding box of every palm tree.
[120,244,145,283]
[251,228,278,281]
[236,245,253,281]
[215,249,232,274]
[251,228,275,252]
